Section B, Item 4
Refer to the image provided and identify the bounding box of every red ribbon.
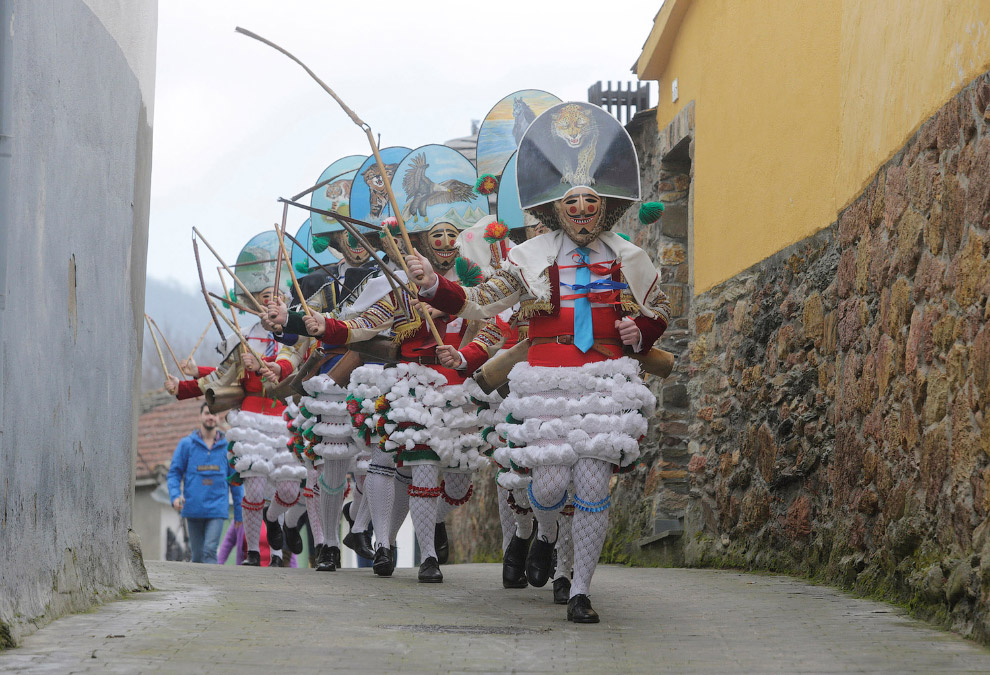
[558,260,622,276]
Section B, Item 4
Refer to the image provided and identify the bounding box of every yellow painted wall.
[639,0,990,294]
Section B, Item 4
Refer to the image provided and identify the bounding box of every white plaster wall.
[0,0,157,646]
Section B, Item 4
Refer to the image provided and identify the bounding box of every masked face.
[332,230,370,266]
[256,287,283,307]
[553,188,606,247]
[418,222,459,273]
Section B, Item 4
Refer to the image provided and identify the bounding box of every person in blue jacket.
[168,402,244,563]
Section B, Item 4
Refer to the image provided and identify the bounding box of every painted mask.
[553,187,606,247]
[332,230,370,267]
[418,222,459,273]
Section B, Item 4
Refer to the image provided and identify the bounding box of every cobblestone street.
[1,561,988,673]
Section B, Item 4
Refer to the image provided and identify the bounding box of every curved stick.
[187,321,212,362]
[144,314,170,377]
[146,314,184,374]
[192,227,266,313]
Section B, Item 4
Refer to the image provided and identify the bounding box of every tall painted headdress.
[476,89,562,179]
[348,146,412,231]
[517,101,640,230]
[389,144,489,232]
[290,217,339,276]
[232,230,293,301]
[310,155,367,236]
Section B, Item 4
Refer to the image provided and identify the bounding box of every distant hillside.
[141,277,225,392]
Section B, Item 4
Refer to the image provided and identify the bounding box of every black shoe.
[526,532,557,588]
[330,546,341,570]
[389,545,398,575]
[342,501,355,530]
[284,523,303,555]
[343,530,376,560]
[418,556,443,583]
[502,534,530,589]
[372,546,393,577]
[269,554,283,568]
[243,550,261,567]
[553,577,571,605]
[310,543,323,569]
[435,522,449,565]
[315,545,337,572]
[265,516,284,551]
[566,594,600,623]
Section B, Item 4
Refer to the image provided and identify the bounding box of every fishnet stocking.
[242,476,266,553]
[390,470,411,547]
[305,465,323,546]
[267,480,300,522]
[408,464,439,560]
[530,465,570,543]
[352,475,372,534]
[512,488,534,540]
[496,486,516,552]
[554,511,574,581]
[570,458,611,598]
[365,448,395,550]
[285,499,307,529]
[435,472,471,523]
[320,459,348,547]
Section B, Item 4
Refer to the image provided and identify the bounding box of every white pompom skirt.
[495,357,655,469]
[227,408,295,479]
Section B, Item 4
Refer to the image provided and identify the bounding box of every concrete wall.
[637,0,990,293]
[0,0,157,647]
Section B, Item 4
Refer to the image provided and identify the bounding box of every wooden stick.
[193,236,226,342]
[217,268,246,339]
[235,29,440,343]
[281,229,362,309]
[273,202,289,297]
[192,227,266,313]
[145,314,184,374]
[278,198,382,231]
[207,291,263,317]
[273,223,312,316]
[207,296,268,367]
[144,314,170,377]
[187,321,212,362]
[290,168,356,202]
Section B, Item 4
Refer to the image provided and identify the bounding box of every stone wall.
[0,0,156,647]
[682,72,990,643]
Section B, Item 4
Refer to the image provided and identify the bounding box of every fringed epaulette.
[518,298,553,319]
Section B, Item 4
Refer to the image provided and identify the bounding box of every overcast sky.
[149,0,661,290]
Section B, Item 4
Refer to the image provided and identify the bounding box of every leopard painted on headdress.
[551,103,598,186]
[364,163,399,218]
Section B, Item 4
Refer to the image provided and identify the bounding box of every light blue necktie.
[574,247,593,353]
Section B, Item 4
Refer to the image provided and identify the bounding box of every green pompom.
[295,261,309,275]
[638,201,664,225]
[455,256,483,288]
[312,234,331,253]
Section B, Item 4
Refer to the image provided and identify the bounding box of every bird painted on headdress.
[401,153,475,223]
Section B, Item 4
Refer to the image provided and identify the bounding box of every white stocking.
[512,488,534,540]
[569,458,612,598]
[352,475,372,534]
[285,499,307,529]
[242,476,266,553]
[529,465,570,543]
[304,465,324,546]
[435,472,471,523]
[391,470,412,547]
[365,448,395,550]
[554,509,574,581]
[496,486,516,553]
[408,464,440,560]
[267,480,301,522]
[320,459,348,548]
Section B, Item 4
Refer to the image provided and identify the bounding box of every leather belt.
[530,335,623,357]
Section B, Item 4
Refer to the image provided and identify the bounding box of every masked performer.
[407,103,670,622]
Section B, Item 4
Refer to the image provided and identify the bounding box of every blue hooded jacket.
[167,429,243,521]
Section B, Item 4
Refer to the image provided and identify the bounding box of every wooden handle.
[192,227,266,313]
[273,223,311,316]
[144,314,170,378]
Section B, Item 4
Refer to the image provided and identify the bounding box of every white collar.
[561,233,604,256]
